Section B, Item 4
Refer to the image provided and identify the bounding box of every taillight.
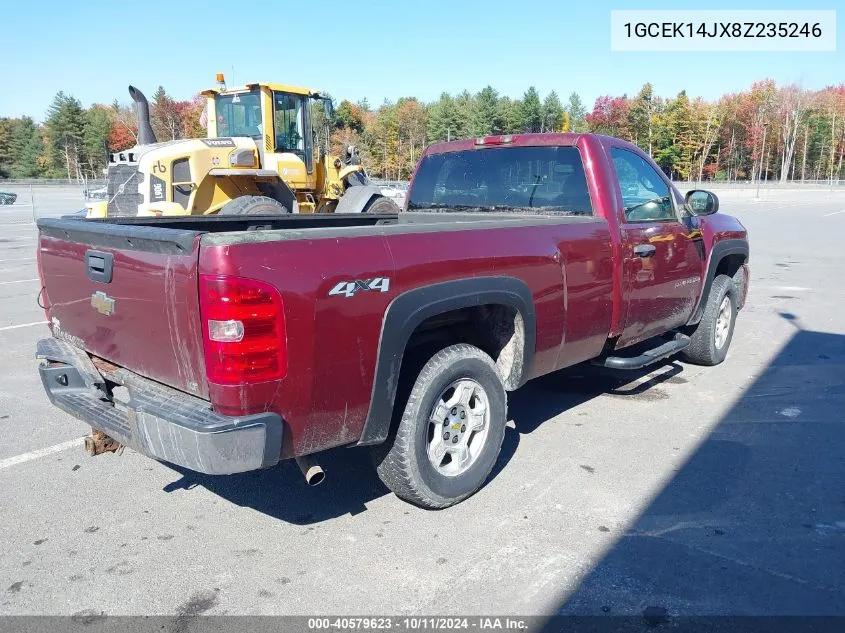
[199,275,287,384]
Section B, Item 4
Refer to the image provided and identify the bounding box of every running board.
[593,333,691,370]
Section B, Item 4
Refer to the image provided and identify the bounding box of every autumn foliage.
[3,80,845,182]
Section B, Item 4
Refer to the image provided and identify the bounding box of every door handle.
[85,250,114,283]
[633,244,656,258]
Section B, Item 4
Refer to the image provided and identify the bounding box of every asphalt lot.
[1,185,843,618]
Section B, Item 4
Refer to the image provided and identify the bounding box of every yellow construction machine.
[87,75,398,218]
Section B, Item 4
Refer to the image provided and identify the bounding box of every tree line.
[0,87,204,180]
[2,81,844,183]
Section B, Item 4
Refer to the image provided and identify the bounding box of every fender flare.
[334,185,385,213]
[337,164,365,182]
[687,238,749,326]
[356,276,536,446]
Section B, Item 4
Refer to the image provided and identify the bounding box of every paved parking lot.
[1,186,843,618]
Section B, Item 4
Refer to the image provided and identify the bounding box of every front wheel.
[373,344,507,509]
[681,274,738,366]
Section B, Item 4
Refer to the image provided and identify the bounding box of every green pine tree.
[45,91,86,179]
[629,83,655,154]
[566,92,587,132]
[521,87,543,133]
[542,90,564,132]
[10,117,46,178]
[453,91,475,140]
[473,86,499,136]
[0,118,13,177]
[427,93,457,143]
[496,97,524,134]
[83,107,112,179]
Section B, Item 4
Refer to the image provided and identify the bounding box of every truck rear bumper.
[36,338,283,475]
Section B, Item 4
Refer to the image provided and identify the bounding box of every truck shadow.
[539,324,845,624]
[161,352,686,525]
[492,359,686,481]
[161,447,391,524]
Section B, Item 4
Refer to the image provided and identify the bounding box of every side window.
[273,92,305,154]
[610,148,675,222]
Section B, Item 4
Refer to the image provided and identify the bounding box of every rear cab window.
[408,145,593,216]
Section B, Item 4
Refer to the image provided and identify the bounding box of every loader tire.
[362,196,400,213]
[218,195,288,216]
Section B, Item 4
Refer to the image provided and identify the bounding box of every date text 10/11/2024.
[306,617,528,631]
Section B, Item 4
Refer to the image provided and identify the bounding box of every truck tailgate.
[37,218,208,400]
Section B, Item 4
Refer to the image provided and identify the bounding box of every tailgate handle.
[86,250,114,283]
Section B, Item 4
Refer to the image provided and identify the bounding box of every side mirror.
[323,98,335,120]
[685,189,719,216]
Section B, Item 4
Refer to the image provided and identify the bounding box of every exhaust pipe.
[295,455,325,486]
[128,85,158,146]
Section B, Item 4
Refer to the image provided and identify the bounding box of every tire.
[361,195,400,213]
[373,344,507,509]
[681,274,738,366]
[217,195,288,216]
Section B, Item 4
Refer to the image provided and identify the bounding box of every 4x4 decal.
[329,277,391,298]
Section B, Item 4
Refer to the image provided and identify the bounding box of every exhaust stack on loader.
[128,86,157,146]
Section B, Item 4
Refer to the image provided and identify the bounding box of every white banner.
[610,10,836,52]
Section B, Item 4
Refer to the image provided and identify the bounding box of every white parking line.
[0,257,36,262]
[0,438,84,471]
[822,209,845,217]
[0,278,39,285]
[0,321,47,332]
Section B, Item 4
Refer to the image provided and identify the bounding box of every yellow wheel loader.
[86,76,399,218]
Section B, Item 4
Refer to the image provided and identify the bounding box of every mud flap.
[334,185,383,214]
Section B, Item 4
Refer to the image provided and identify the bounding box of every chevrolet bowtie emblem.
[91,291,115,316]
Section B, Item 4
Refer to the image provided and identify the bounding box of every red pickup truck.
[36,133,749,509]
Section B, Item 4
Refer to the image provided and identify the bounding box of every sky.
[1,0,841,121]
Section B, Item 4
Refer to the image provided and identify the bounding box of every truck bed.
[37,210,613,458]
[51,210,597,237]
[40,210,601,256]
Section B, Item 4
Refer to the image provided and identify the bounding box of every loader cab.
[205,82,316,190]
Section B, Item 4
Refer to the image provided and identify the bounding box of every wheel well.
[403,304,526,391]
[715,253,746,279]
[716,253,748,302]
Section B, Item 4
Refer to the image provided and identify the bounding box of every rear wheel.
[681,274,738,366]
[361,195,400,213]
[217,195,288,216]
[373,344,507,509]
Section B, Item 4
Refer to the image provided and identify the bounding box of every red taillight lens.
[199,275,287,384]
